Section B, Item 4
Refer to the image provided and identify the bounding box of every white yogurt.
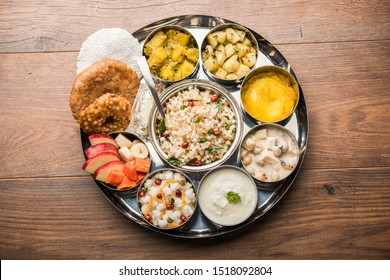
[198,166,258,226]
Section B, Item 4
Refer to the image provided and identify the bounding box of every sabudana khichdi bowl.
[137,168,197,230]
[148,79,243,173]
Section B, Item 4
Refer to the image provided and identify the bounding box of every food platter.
[80,15,308,238]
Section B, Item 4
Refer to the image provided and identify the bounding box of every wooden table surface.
[0,0,389,260]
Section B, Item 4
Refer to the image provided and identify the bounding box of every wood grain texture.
[0,168,388,260]
[0,0,389,260]
[0,0,389,52]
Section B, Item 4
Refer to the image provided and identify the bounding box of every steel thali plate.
[81,15,308,238]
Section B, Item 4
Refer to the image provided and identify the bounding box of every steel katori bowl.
[86,131,153,194]
[240,65,300,125]
[200,23,259,86]
[148,79,243,173]
[239,123,300,188]
[137,168,197,230]
[197,165,258,226]
[142,25,200,91]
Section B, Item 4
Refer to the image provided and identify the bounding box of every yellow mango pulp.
[242,72,298,122]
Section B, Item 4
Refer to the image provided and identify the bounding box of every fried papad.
[79,93,131,135]
[69,58,140,122]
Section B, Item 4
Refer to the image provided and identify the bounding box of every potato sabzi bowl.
[142,25,200,89]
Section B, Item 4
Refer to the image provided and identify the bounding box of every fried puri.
[69,58,140,122]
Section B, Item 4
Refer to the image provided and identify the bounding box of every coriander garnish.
[226,191,241,204]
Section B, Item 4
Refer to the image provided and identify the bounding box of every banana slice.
[130,143,149,159]
[118,147,135,162]
[115,134,133,149]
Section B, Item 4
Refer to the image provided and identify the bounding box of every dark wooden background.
[0,0,389,259]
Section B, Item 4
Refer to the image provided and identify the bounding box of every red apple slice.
[88,134,118,148]
[85,143,119,159]
[82,152,120,174]
[93,160,124,183]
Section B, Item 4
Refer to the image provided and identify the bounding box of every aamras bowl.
[239,123,300,187]
[240,65,300,125]
[201,23,259,85]
[197,165,258,226]
[142,25,200,88]
[148,79,243,173]
[137,168,197,230]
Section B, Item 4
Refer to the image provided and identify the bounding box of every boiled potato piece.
[171,45,186,62]
[144,31,167,56]
[242,52,257,67]
[174,60,194,80]
[185,47,199,63]
[147,47,167,66]
[235,64,251,77]
[235,29,246,41]
[235,43,250,58]
[215,68,228,79]
[204,57,219,72]
[226,73,239,80]
[226,28,241,44]
[159,64,175,80]
[222,54,240,73]
[225,43,235,58]
[215,45,226,66]
[202,45,214,61]
[166,29,191,46]
[242,37,252,47]
[207,31,227,48]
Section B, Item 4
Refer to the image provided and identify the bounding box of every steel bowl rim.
[91,131,152,193]
[239,122,300,185]
[148,79,244,173]
[136,167,197,230]
[197,164,258,226]
[240,65,300,124]
[142,25,201,85]
[200,23,259,85]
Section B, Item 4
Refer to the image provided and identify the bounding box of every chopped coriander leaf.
[157,118,166,135]
[193,117,201,123]
[226,191,241,204]
[207,145,222,153]
[167,157,181,166]
[207,128,214,134]
[199,138,207,143]
[225,115,230,120]
[216,98,223,110]
[180,104,187,110]
[225,123,232,130]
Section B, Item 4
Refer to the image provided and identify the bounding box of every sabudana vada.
[79,93,131,134]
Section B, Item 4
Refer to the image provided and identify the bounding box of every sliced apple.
[85,143,119,159]
[88,134,118,148]
[82,152,120,174]
[93,160,124,183]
